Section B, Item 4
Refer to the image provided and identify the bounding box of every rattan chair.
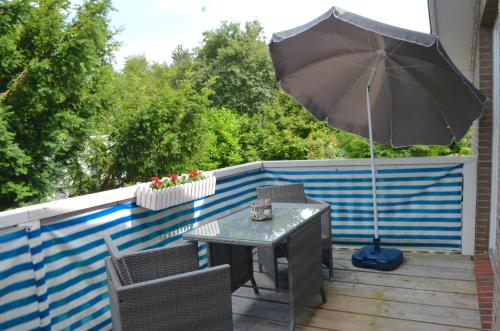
[288,211,326,330]
[103,235,233,331]
[257,183,333,287]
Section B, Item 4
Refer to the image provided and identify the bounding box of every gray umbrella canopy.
[269,7,486,147]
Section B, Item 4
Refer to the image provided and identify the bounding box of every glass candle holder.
[250,199,272,221]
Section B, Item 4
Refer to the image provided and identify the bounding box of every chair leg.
[250,274,260,295]
[323,246,333,281]
[274,258,280,289]
[320,286,327,303]
[257,246,279,288]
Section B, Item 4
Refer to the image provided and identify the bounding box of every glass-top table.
[183,203,326,247]
[183,202,328,329]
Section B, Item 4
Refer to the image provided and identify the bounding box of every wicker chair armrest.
[306,196,331,239]
[116,265,233,330]
[123,242,199,283]
[305,196,326,206]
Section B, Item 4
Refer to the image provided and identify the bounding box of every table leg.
[207,243,259,294]
[247,247,259,295]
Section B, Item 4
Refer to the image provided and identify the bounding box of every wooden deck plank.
[233,314,328,331]
[327,281,479,310]
[236,279,479,312]
[251,258,477,295]
[332,249,471,261]
[299,305,480,331]
[333,248,471,260]
[332,250,474,269]
[234,285,480,328]
[333,258,475,281]
[319,294,480,328]
[254,250,475,275]
[232,249,480,330]
[232,296,480,331]
[333,269,477,294]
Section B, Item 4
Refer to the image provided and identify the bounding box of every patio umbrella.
[269,7,486,270]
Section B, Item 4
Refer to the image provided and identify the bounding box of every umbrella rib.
[279,51,372,83]
[389,53,469,80]
[365,31,375,54]
[313,30,373,67]
[385,58,457,141]
[385,63,435,70]
[325,66,372,120]
[329,57,371,70]
[387,41,404,57]
[331,32,372,67]
[279,51,371,82]
[383,64,394,146]
[391,52,487,106]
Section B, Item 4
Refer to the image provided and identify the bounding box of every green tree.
[0,104,32,209]
[0,12,474,209]
[199,108,245,170]
[169,45,194,89]
[194,21,277,114]
[334,129,472,159]
[0,0,116,208]
[73,56,209,191]
[242,92,343,161]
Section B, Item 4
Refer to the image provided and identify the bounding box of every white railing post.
[462,157,477,256]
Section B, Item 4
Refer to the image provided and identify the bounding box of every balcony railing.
[0,156,477,330]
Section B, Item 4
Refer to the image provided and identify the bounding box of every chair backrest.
[288,214,322,322]
[105,258,124,331]
[103,234,134,285]
[257,183,306,203]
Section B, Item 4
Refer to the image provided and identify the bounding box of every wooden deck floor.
[232,249,481,331]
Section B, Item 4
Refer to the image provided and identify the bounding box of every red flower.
[189,170,199,178]
[150,176,163,189]
[170,173,178,184]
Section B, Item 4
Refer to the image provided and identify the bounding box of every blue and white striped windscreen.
[0,163,463,330]
[262,163,463,250]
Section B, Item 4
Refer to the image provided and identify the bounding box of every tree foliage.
[0,8,473,209]
[0,104,32,209]
[193,21,277,115]
[0,0,116,208]
[71,56,209,193]
[199,107,246,170]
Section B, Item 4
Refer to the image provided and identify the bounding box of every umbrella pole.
[366,54,383,251]
[351,54,403,270]
[352,53,403,270]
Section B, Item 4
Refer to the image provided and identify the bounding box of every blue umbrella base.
[352,239,403,271]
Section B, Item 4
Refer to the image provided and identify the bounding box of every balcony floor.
[233,249,480,331]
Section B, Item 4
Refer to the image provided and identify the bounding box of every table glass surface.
[183,203,324,245]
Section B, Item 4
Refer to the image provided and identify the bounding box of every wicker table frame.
[207,243,259,294]
[184,204,327,330]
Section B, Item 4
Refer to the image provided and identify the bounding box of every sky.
[108,0,430,69]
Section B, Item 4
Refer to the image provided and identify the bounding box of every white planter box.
[135,174,216,211]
